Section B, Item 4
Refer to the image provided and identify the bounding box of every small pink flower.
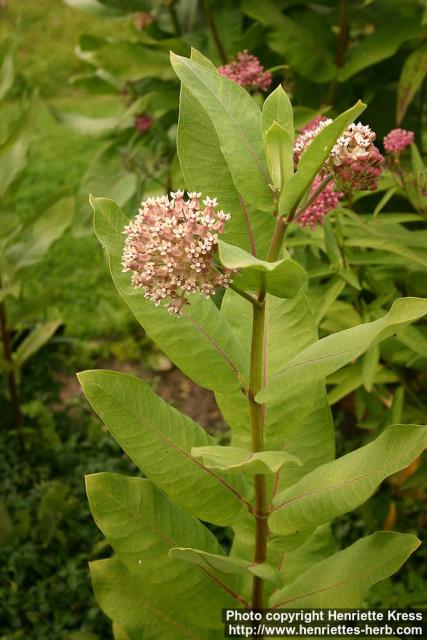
[218,51,272,92]
[298,175,343,229]
[383,128,415,154]
[331,124,384,191]
[134,113,152,134]
[294,120,384,192]
[299,115,329,135]
[122,191,234,315]
[294,118,333,163]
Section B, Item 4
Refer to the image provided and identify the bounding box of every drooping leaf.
[269,532,420,607]
[339,21,423,82]
[0,104,35,198]
[258,297,427,403]
[90,558,217,640]
[171,51,274,213]
[218,240,307,299]
[170,547,283,587]
[14,320,62,368]
[278,101,366,218]
[6,197,74,272]
[79,370,249,525]
[0,53,14,102]
[91,196,249,394]
[269,424,427,535]
[191,446,301,475]
[86,474,239,625]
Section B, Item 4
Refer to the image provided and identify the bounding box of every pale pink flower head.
[122,191,234,315]
[383,128,415,154]
[134,113,152,134]
[331,123,384,191]
[299,114,329,135]
[298,175,343,229]
[218,50,272,92]
[294,118,333,163]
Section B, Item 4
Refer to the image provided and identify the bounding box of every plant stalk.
[0,300,26,457]
[249,212,290,612]
[165,0,181,36]
[327,0,349,106]
[202,0,228,65]
[249,293,267,610]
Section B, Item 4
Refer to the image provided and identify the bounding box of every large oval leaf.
[79,369,249,525]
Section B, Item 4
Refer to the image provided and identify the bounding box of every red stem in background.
[0,300,26,458]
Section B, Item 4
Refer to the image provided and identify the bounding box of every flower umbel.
[122,191,233,315]
[383,128,415,154]
[294,120,384,192]
[298,176,343,229]
[219,50,272,92]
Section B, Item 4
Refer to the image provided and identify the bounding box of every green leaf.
[91,196,249,393]
[257,297,427,404]
[0,53,14,102]
[171,52,273,213]
[278,101,366,218]
[177,80,274,258]
[218,240,307,299]
[14,320,62,369]
[62,0,118,16]
[74,145,136,237]
[362,343,380,392]
[6,197,74,271]
[339,22,423,82]
[170,547,283,587]
[191,446,302,475]
[264,123,294,190]
[269,532,420,607]
[90,558,215,640]
[79,370,248,526]
[397,44,427,124]
[50,108,125,138]
[0,104,35,199]
[242,0,335,83]
[86,474,238,626]
[269,424,427,536]
[262,85,294,141]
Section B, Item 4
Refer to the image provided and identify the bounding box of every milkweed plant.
[79,50,427,639]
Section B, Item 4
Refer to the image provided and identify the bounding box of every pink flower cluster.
[219,51,272,92]
[298,176,343,229]
[383,128,414,154]
[122,191,234,315]
[295,119,384,192]
[134,113,152,134]
[331,123,384,191]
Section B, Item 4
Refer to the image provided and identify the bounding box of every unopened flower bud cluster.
[122,191,234,315]
[219,50,272,92]
[383,128,414,154]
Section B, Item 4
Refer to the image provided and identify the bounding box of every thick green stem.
[249,295,267,610]
[0,300,26,457]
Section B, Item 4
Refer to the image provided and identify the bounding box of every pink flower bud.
[134,113,152,134]
[219,50,272,92]
[297,175,343,229]
[383,128,415,154]
[122,192,234,315]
